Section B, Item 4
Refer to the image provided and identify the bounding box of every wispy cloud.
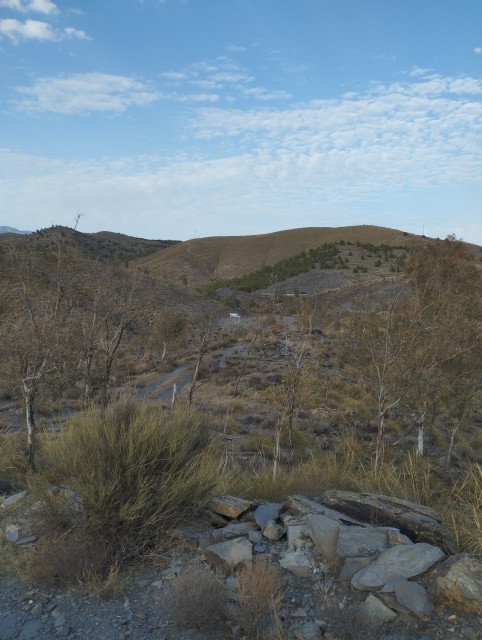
[474,46,482,55]
[63,26,90,41]
[0,0,57,14]
[15,73,158,114]
[159,56,292,104]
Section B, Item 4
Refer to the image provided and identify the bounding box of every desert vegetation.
[0,225,481,637]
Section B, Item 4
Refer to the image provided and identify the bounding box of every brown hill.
[139,225,416,288]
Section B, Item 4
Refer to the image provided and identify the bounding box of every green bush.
[38,400,222,560]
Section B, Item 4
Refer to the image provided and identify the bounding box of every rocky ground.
[1,492,481,640]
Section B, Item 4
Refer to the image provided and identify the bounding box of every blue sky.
[1,0,482,243]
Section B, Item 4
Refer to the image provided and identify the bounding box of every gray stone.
[322,490,455,552]
[380,575,405,593]
[359,594,397,627]
[15,536,38,545]
[307,513,340,560]
[279,549,318,578]
[18,619,43,640]
[338,556,374,582]
[2,490,27,508]
[254,502,281,529]
[286,495,362,525]
[336,526,390,558]
[351,543,445,590]
[248,530,264,543]
[0,613,20,640]
[211,521,257,541]
[205,536,252,570]
[209,496,252,519]
[394,579,434,618]
[54,614,67,628]
[5,524,19,543]
[294,621,323,640]
[427,553,482,614]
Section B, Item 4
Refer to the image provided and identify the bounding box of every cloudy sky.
[1,0,482,242]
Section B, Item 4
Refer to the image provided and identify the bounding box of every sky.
[1,1,482,243]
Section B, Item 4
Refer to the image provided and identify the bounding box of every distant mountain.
[0,226,31,235]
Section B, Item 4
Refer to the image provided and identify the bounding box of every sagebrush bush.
[37,400,223,560]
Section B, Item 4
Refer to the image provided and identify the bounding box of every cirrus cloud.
[15,72,159,114]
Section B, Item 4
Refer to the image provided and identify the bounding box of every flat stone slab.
[209,496,252,519]
[336,526,391,558]
[394,579,434,618]
[359,594,397,626]
[322,490,455,552]
[351,542,445,590]
[211,521,257,541]
[1,490,27,508]
[338,556,374,582]
[307,513,340,560]
[205,536,252,570]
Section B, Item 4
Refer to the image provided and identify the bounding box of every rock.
[394,579,434,618]
[359,594,397,627]
[279,549,319,578]
[263,520,284,541]
[294,621,323,640]
[336,526,392,558]
[307,513,340,560]
[203,509,230,527]
[205,536,252,570]
[211,521,257,541]
[5,524,19,543]
[1,490,27,508]
[254,502,281,529]
[248,530,265,543]
[286,495,362,525]
[351,543,445,590]
[322,490,455,552]
[286,517,312,550]
[209,495,252,519]
[427,553,482,614]
[0,613,20,640]
[15,536,38,545]
[337,557,374,582]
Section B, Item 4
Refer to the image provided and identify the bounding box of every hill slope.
[140,225,416,288]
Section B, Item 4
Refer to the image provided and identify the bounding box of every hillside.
[139,225,417,289]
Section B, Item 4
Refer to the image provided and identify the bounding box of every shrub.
[161,564,227,629]
[236,556,285,639]
[37,400,222,561]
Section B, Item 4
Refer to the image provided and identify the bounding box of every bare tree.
[188,313,217,406]
[2,232,75,471]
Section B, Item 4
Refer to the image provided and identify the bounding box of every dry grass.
[161,564,228,629]
[444,463,482,556]
[235,556,285,640]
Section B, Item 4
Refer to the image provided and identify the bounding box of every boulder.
[285,516,312,550]
[351,543,445,590]
[394,579,435,618]
[204,537,252,571]
[208,496,252,519]
[427,553,482,614]
[322,490,455,552]
[263,520,284,541]
[337,557,374,582]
